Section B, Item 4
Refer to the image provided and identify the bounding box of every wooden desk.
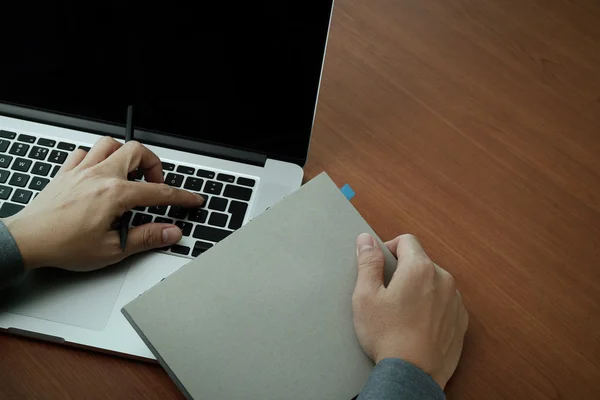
[2,0,599,398]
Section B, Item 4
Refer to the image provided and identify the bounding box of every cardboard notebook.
[122,172,397,399]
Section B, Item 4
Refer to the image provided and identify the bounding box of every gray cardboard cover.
[122,172,398,400]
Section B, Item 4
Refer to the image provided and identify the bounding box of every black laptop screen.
[0,2,334,165]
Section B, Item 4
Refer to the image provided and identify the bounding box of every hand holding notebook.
[122,172,467,399]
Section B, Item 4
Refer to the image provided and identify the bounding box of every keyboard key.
[0,185,12,200]
[228,200,248,230]
[50,165,61,178]
[0,130,16,139]
[0,202,24,218]
[0,155,12,168]
[183,177,203,192]
[0,139,9,153]
[133,206,146,211]
[188,208,208,223]
[167,206,188,219]
[208,196,227,211]
[208,212,228,227]
[237,177,256,187]
[0,170,9,184]
[132,213,153,226]
[29,177,50,191]
[192,241,213,257]
[12,188,33,204]
[48,150,68,164]
[228,200,248,215]
[223,184,252,201]
[79,146,91,152]
[170,245,191,256]
[165,173,184,187]
[175,221,193,236]
[28,146,49,160]
[17,134,36,143]
[176,165,195,175]
[154,217,174,224]
[9,142,29,156]
[203,181,223,195]
[11,158,32,172]
[57,142,76,151]
[196,169,215,179]
[217,173,235,183]
[162,162,175,171]
[193,225,232,242]
[8,172,30,187]
[37,138,56,147]
[32,162,51,176]
[148,205,168,215]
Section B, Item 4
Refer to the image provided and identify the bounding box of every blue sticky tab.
[340,184,356,201]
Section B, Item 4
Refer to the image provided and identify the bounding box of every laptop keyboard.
[0,129,257,259]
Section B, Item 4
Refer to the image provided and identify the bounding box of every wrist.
[3,216,47,270]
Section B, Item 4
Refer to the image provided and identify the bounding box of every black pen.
[119,105,134,251]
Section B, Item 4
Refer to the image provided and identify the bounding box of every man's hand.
[352,233,468,390]
[2,137,204,271]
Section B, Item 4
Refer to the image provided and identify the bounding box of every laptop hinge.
[0,103,267,167]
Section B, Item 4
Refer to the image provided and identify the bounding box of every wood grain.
[2,0,599,398]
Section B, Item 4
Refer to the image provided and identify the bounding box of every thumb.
[124,224,182,256]
[354,233,385,296]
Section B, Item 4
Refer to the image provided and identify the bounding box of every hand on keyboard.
[2,137,204,271]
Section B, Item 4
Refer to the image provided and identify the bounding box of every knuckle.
[358,252,382,269]
[444,273,457,292]
[400,233,417,241]
[81,165,101,179]
[141,227,159,249]
[415,255,435,272]
[72,148,87,158]
[157,183,174,198]
[127,140,144,153]
[97,136,116,146]
[102,178,126,196]
[409,256,436,280]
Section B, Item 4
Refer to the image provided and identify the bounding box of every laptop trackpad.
[0,265,128,331]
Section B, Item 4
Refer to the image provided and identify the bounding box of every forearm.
[358,358,445,400]
[0,219,25,289]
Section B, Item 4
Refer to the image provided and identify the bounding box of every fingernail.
[356,233,374,255]
[195,194,205,204]
[162,227,181,244]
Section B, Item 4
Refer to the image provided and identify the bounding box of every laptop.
[0,1,335,359]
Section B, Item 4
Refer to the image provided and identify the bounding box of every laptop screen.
[0,2,334,165]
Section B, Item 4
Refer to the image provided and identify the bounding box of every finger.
[396,234,427,263]
[384,236,402,257]
[123,181,204,209]
[123,224,183,256]
[353,233,386,297]
[79,136,123,168]
[388,234,432,288]
[104,141,163,183]
[60,148,88,172]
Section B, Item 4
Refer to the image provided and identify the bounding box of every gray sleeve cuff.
[358,358,446,400]
[0,219,25,288]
